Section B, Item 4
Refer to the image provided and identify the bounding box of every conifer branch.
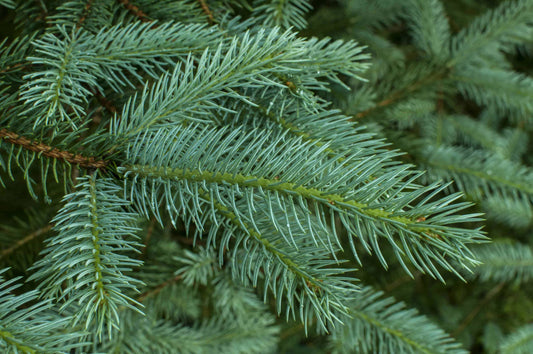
[196,189,355,329]
[252,0,313,29]
[0,271,86,352]
[330,286,466,354]
[203,189,327,291]
[121,124,484,282]
[347,309,433,354]
[470,242,533,284]
[3,0,519,351]
[29,175,144,337]
[0,128,108,168]
[500,324,533,354]
[419,145,533,201]
[127,164,434,234]
[425,155,533,195]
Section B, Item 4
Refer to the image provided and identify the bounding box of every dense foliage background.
[0,0,532,353]
[305,1,533,352]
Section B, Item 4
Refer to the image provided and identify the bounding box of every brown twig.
[0,224,53,259]
[0,128,108,169]
[116,0,151,22]
[197,0,214,23]
[137,274,182,302]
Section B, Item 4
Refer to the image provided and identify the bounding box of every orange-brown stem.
[116,0,151,22]
[197,0,214,23]
[0,128,108,169]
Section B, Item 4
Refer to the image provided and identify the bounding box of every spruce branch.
[252,0,313,30]
[0,0,512,351]
[470,242,533,284]
[450,0,533,66]
[120,124,484,281]
[29,174,144,337]
[351,0,533,122]
[419,145,533,202]
[405,0,451,59]
[0,270,86,353]
[452,66,533,121]
[123,161,358,331]
[112,29,368,136]
[19,26,101,130]
[329,286,466,354]
[104,309,280,353]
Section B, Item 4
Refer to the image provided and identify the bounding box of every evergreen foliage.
[0,0,530,352]
[500,324,533,354]
[306,0,533,351]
